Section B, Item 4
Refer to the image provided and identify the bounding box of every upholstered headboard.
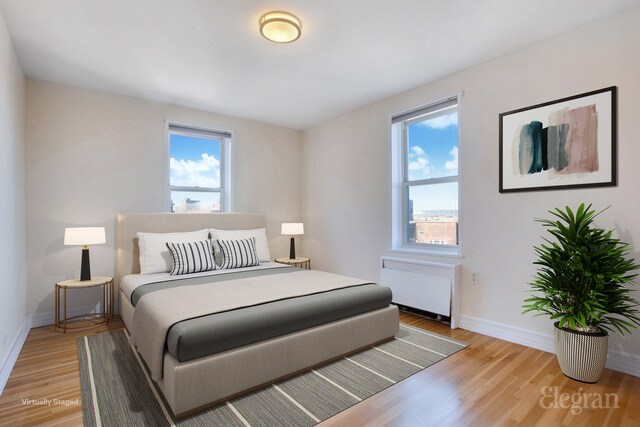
[116,212,267,287]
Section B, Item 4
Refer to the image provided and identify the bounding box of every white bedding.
[120,261,288,302]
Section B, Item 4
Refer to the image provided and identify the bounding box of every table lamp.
[281,223,304,259]
[64,227,106,281]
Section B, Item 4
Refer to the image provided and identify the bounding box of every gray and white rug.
[78,324,468,426]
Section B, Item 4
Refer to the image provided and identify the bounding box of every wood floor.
[0,313,638,427]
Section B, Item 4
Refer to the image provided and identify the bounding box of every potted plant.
[523,203,640,383]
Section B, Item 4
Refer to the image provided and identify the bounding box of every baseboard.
[0,316,31,396]
[29,303,102,328]
[0,303,105,395]
[459,314,640,378]
[606,349,640,377]
[458,314,555,353]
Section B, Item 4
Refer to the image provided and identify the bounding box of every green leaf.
[522,203,640,335]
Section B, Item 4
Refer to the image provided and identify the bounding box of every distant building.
[185,198,200,212]
[408,199,416,241]
[173,197,202,213]
[408,199,458,245]
[414,221,457,245]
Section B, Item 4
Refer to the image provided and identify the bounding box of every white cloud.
[418,112,458,130]
[408,145,430,175]
[444,146,458,173]
[408,156,430,172]
[410,145,425,157]
[170,153,220,187]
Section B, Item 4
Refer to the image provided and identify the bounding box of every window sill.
[389,246,461,259]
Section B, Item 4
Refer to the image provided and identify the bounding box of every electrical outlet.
[471,272,479,284]
[1,333,6,348]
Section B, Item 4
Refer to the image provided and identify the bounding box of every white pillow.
[209,228,270,262]
[137,230,209,274]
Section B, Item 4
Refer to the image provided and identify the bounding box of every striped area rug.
[78,324,468,426]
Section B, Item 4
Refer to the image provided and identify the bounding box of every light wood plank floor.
[0,313,638,426]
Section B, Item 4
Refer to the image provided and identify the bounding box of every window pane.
[406,111,458,181]
[171,191,221,213]
[169,134,221,188]
[407,183,458,245]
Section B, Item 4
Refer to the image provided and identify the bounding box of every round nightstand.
[55,276,114,333]
[275,257,311,270]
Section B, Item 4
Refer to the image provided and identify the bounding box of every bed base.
[120,292,398,418]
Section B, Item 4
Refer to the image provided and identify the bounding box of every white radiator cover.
[379,257,460,328]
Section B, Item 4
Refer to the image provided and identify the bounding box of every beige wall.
[0,12,26,366]
[302,7,640,357]
[26,80,303,316]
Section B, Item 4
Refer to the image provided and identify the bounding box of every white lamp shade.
[281,223,304,236]
[64,227,106,246]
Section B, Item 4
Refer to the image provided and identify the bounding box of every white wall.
[302,8,640,358]
[0,11,26,375]
[26,80,303,317]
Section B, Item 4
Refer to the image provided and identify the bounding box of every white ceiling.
[1,0,639,130]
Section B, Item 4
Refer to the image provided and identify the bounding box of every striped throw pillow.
[218,237,260,269]
[166,240,217,275]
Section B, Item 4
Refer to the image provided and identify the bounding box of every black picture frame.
[499,86,617,193]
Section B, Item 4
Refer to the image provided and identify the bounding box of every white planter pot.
[553,322,608,383]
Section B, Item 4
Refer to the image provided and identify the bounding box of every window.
[167,123,232,213]
[391,97,459,254]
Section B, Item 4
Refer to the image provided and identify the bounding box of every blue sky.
[169,134,221,188]
[407,112,458,181]
[407,112,459,213]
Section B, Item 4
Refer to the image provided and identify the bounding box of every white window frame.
[390,95,461,257]
[165,121,233,212]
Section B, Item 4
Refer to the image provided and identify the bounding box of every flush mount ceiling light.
[259,11,302,43]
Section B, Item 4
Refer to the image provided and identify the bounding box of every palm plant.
[523,203,640,334]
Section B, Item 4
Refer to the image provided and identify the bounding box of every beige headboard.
[116,212,266,287]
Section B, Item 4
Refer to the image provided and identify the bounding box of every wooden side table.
[275,257,311,270]
[55,276,114,333]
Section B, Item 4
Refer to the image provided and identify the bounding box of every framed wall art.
[499,86,616,193]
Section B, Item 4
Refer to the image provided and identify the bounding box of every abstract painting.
[499,86,616,193]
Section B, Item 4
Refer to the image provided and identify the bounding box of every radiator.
[379,257,460,328]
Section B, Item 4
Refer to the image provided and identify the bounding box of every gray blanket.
[130,268,372,381]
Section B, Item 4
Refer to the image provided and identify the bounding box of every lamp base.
[289,236,296,260]
[80,247,92,281]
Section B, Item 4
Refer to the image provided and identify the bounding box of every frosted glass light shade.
[64,227,106,246]
[259,11,301,43]
[281,223,304,236]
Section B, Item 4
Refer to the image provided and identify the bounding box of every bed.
[117,212,399,418]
